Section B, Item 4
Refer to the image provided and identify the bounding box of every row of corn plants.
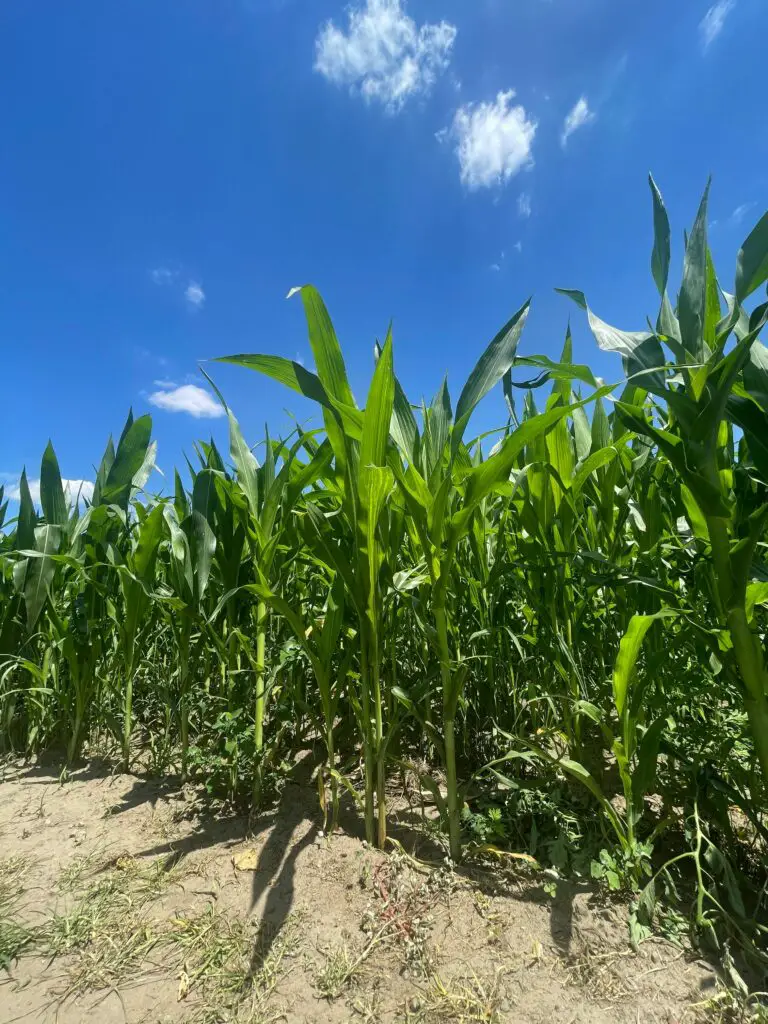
[1,180,768,966]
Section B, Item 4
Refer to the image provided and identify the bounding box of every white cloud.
[517,191,532,218]
[314,0,457,113]
[150,266,176,285]
[514,240,523,253]
[148,384,224,419]
[446,90,536,191]
[5,477,94,506]
[184,282,205,308]
[561,96,595,147]
[699,0,735,51]
[729,201,754,225]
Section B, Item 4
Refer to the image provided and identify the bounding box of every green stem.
[360,634,376,846]
[122,664,133,773]
[708,516,768,790]
[253,601,268,807]
[372,655,386,849]
[180,692,189,783]
[435,602,462,863]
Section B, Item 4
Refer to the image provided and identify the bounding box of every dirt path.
[0,760,719,1023]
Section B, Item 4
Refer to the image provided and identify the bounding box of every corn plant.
[564,178,768,792]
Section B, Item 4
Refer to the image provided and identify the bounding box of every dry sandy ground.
[0,758,722,1024]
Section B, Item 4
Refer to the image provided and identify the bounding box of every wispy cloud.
[150,266,176,285]
[151,267,205,309]
[148,384,224,419]
[561,96,595,148]
[729,201,755,225]
[4,476,94,506]
[443,90,536,191]
[315,0,457,113]
[517,192,532,218]
[184,282,205,309]
[699,0,735,51]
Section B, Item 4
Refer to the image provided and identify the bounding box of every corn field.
[2,180,768,969]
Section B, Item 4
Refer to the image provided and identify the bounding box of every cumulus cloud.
[5,477,94,506]
[314,0,457,113]
[699,0,735,51]
[184,282,205,308]
[148,384,224,419]
[445,90,536,191]
[517,192,532,218]
[561,96,595,147]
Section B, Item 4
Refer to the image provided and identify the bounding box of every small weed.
[0,855,37,971]
[408,971,506,1023]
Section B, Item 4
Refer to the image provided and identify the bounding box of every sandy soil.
[0,757,721,1024]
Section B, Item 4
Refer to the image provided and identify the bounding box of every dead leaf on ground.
[232,848,260,871]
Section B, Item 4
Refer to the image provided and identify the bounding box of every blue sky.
[1,0,766,503]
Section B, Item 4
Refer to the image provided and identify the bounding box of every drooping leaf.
[736,211,768,302]
[557,289,667,395]
[216,353,332,409]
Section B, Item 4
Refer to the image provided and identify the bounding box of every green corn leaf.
[557,289,667,395]
[216,353,332,410]
[92,437,116,507]
[453,299,530,454]
[22,525,62,630]
[16,470,36,551]
[649,175,671,296]
[512,354,602,390]
[678,181,710,359]
[736,211,768,301]
[131,502,165,582]
[742,340,768,414]
[192,468,220,526]
[727,394,768,479]
[613,612,675,721]
[290,285,356,408]
[101,415,153,510]
[174,470,190,521]
[390,374,420,465]
[186,510,216,601]
[360,333,395,473]
[40,442,68,526]
[591,396,610,453]
[427,376,452,474]
[633,716,674,816]
[571,447,619,495]
[163,505,193,595]
[572,403,592,462]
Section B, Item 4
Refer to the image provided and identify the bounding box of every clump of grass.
[411,971,505,1023]
[0,855,38,971]
[0,854,32,907]
[167,905,304,1022]
[43,853,190,995]
[315,942,363,1000]
[47,874,162,992]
